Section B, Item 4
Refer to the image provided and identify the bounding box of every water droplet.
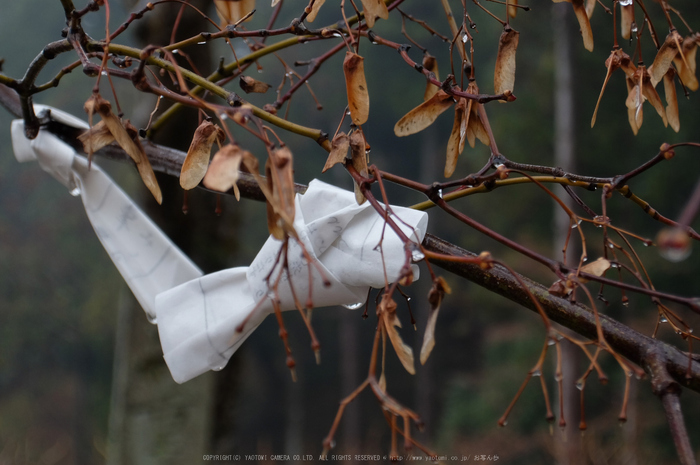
[619,0,633,5]
[622,301,629,307]
[608,243,615,249]
[146,313,157,324]
[571,223,578,229]
[675,329,683,335]
[461,33,469,44]
[437,189,443,199]
[197,41,206,45]
[69,186,81,197]
[101,71,108,76]
[582,256,588,262]
[159,95,164,99]
[660,316,668,323]
[610,262,620,268]
[172,49,180,54]
[547,339,556,346]
[631,22,638,33]
[343,302,364,310]
[554,372,563,382]
[212,365,224,371]
[575,380,584,391]
[410,244,425,262]
[470,23,477,29]
[531,369,541,377]
[501,420,508,426]
[267,291,276,299]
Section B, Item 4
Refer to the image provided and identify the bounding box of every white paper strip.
[12,108,429,384]
[11,108,203,321]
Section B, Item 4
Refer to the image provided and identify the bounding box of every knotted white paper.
[12,107,429,384]
[157,179,428,382]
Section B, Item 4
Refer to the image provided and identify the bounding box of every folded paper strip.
[12,107,429,384]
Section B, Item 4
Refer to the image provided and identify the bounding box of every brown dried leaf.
[380,295,415,375]
[673,34,699,91]
[625,77,639,135]
[445,98,469,178]
[579,257,611,281]
[663,69,680,133]
[585,0,595,17]
[494,27,520,96]
[508,0,518,19]
[394,90,453,137]
[626,82,644,131]
[78,120,115,154]
[322,132,349,173]
[214,0,255,25]
[180,120,226,190]
[420,277,451,365]
[239,75,271,94]
[266,146,297,239]
[422,53,440,101]
[359,0,389,28]
[620,4,634,40]
[571,0,594,52]
[349,131,368,205]
[126,121,163,205]
[202,144,246,200]
[343,52,370,125]
[85,95,162,203]
[306,0,326,22]
[649,30,683,87]
[639,67,668,127]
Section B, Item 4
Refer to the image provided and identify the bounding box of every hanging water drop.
[575,380,584,391]
[531,369,541,377]
[619,0,633,5]
[631,22,638,33]
[69,186,81,197]
[659,316,668,323]
[461,33,469,44]
[411,244,425,262]
[212,365,225,371]
[437,189,443,199]
[146,313,157,324]
[343,302,364,310]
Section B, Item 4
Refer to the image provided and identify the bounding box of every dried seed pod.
[349,131,368,205]
[649,30,683,87]
[343,52,370,125]
[420,277,451,365]
[239,75,271,94]
[78,120,114,155]
[672,34,699,91]
[306,0,326,22]
[571,0,594,52]
[620,4,634,40]
[203,144,247,200]
[359,0,389,28]
[84,94,162,203]
[394,90,453,137]
[214,0,255,25]
[422,53,440,101]
[180,120,225,190]
[494,26,520,96]
[380,295,415,375]
[445,98,469,178]
[322,132,350,173]
[508,0,518,19]
[663,69,680,132]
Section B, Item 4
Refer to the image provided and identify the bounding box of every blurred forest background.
[1,0,699,464]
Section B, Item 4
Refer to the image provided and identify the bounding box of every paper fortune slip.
[12,107,429,383]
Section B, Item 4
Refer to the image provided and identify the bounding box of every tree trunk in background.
[107,2,236,463]
[552,4,582,464]
[107,290,212,465]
